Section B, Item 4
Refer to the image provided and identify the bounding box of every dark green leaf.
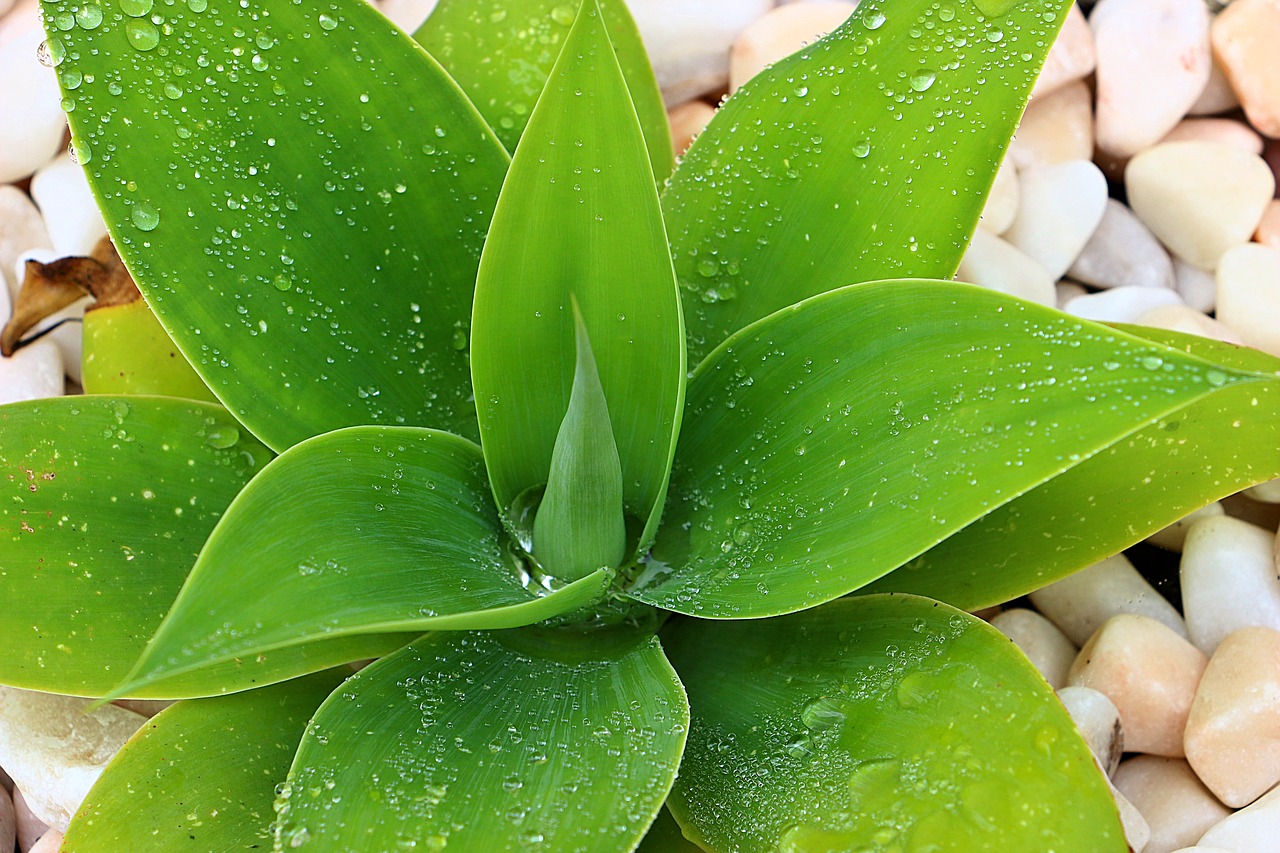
[636,807,702,853]
[63,672,343,852]
[82,300,216,402]
[470,0,684,552]
[113,426,613,697]
[663,594,1125,852]
[275,631,688,851]
[664,0,1071,364]
[627,281,1280,618]
[416,0,673,178]
[43,0,509,451]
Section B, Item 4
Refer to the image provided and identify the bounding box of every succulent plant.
[3,0,1279,849]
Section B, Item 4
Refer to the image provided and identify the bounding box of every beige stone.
[1184,627,1280,807]
[27,830,63,853]
[1114,756,1232,853]
[728,1,857,93]
[1173,257,1218,313]
[668,100,715,157]
[1146,501,1225,552]
[0,27,66,184]
[1126,141,1275,271]
[956,229,1056,307]
[1092,0,1212,157]
[1033,4,1096,98]
[0,186,51,302]
[978,156,1019,235]
[1068,199,1176,291]
[1216,242,1280,356]
[1188,58,1241,117]
[1005,159,1108,279]
[12,788,47,853]
[378,0,438,32]
[1031,553,1187,646]
[1162,118,1263,156]
[1197,783,1280,851]
[1182,516,1280,655]
[1068,614,1208,757]
[1212,0,1280,138]
[1135,306,1242,345]
[0,788,13,853]
[1056,280,1088,309]
[1256,200,1280,249]
[1065,285,1184,323]
[1058,685,1125,775]
[1011,81,1094,171]
[991,608,1077,689]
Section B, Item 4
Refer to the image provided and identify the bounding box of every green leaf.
[662,594,1126,852]
[533,302,627,580]
[867,331,1280,608]
[275,631,689,852]
[627,281,1280,618]
[416,0,673,179]
[113,426,613,698]
[470,0,684,553]
[42,0,509,451]
[82,300,216,402]
[663,0,1071,364]
[636,807,702,853]
[63,672,343,852]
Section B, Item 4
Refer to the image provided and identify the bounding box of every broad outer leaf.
[663,594,1126,852]
[63,672,343,852]
[628,281,1278,618]
[115,427,613,697]
[869,329,1280,608]
[82,300,217,402]
[664,0,1072,364]
[470,0,684,553]
[275,631,688,852]
[416,0,673,179]
[42,0,509,451]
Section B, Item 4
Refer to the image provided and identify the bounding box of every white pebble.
[1188,58,1241,117]
[1113,756,1232,853]
[1181,516,1280,655]
[955,229,1056,306]
[977,155,1019,235]
[1173,257,1218,313]
[0,28,65,184]
[1196,783,1280,853]
[27,830,64,853]
[1056,280,1088,309]
[991,608,1077,689]
[1215,242,1280,357]
[29,156,107,257]
[1068,199,1176,291]
[0,338,63,405]
[1134,305,1243,345]
[0,787,13,853]
[377,0,438,33]
[1246,478,1280,504]
[1031,553,1188,645]
[0,186,51,299]
[11,787,47,853]
[1065,286,1185,323]
[0,687,144,832]
[1057,685,1125,775]
[1004,160,1109,279]
[668,100,715,157]
[728,2,856,93]
[1146,502,1225,552]
[1010,81,1095,170]
[1032,4,1096,98]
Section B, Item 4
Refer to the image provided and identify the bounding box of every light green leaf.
[275,631,688,852]
[42,0,509,451]
[663,594,1126,852]
[82,300,216,402]
[470,0,684,553]
[416,0,673,179]
[664,0,1071,364]
[533,303,627,580]
[113,426,613,698]
[867,329,1280,609]
[63,672,343,852]
[627,281,1279,618]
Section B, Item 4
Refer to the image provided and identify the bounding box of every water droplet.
[697,258,718,278]
[864,10,887,29]
[205,426,239,449]
[125,18,160,50]
[37,38,65,68]
[1206,369,1228,387]
[164,82,183,99]
[75,2,104,29]
[909,70,937,92]
[131,202,160,232]
[318,12,338,30]
[118,0,152,17]
[186,0,207,11]
[1140,355,1163,371]
[251,54,268,71]
[802,697,847,733]
[852,139,871,158]
[549,4,575,25]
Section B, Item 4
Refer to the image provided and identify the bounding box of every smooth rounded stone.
[728,1,856,93]
[0,338,64,405]
[0,787,14,853]
[27,830,64,853]
[1126,141,1276,271]
[1004,160,1108,279]
[978,155,1019,235]
[1064,285,1184,323]
[1198,783,1280,852]
[1246,476,1280,503]
[1266,139,1280,196]
[1056,280,1088,309]
[1181,516,1280,655]
[955,229,1056,306]
[1184,627,1280,807]
[1147,501,1225,552]
[12,788,47,853]
[1135,305,1243,345]
[629,0,775,104]
[1114,756,1232,853]
[1057,685,1125,775]
[0,27,65,185]
[1256,200,1280,249]
[1188,58,1241,117]
[1068,614,1208,757]
[0,0,38,50]
[1173,257,1218,313]
[1162,118,1264,156]
[1169,848,1235,853]
[1068,199,1176,291]
[1221,492,1280,532]
[1032,3,1096,98]
[1113,780,1154,853]
[1212,0,1280,138]
[668,100,716,157]
[991,608,1078,689]
[29,156,108,257]
[1031,553,1189,646]
[377,0,438,33]
[1215,242,1280,356]
[1091,0,1211,158]
[1009,81,1095,171]
[0,687,145,832]
[0,186,51,296]
[0,0,14,16]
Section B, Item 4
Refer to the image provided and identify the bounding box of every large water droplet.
[118,0,153,17]
[75,2,104,29]
[317,12,338,31]
[131,202,160,232]
[909,70,937,92]
[549,4,575,25]
[125,18,160,50]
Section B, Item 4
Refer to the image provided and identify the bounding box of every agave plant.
[4,0,1280,849]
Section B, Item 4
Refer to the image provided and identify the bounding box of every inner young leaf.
[532,299,627,581]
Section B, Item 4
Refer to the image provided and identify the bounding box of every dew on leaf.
[131,202,160,232]
[125,18,160,50]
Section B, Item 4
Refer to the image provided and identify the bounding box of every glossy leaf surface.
[276,631,688,851]
[664,0,1071,364]
[470,0,683,549]
[82,300,216,402]
[416,0,673,178]
[664,594,1125,852]
[63,672,343,852]
[629,281,1277,618]
[870,329,1280,608]
[116,427,612,697]
[43,0,509,450]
